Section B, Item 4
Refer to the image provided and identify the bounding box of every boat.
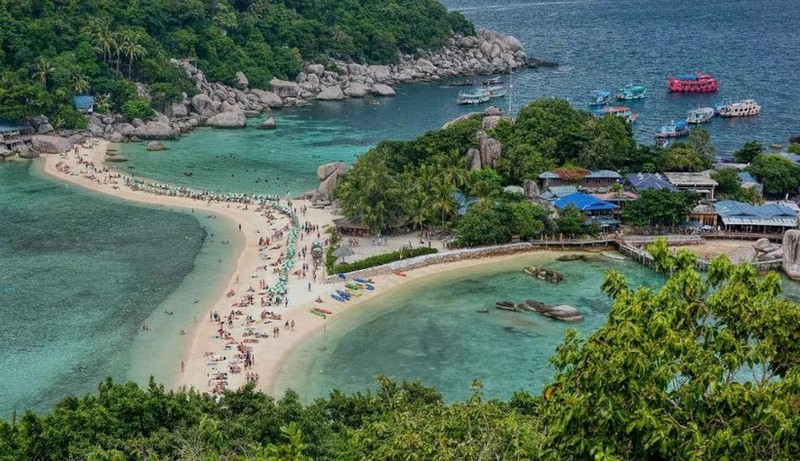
[475,308,489,314]
[615,84,647,100]
[392,270,407,277]
[456,89,490,105]
[589,89,612,107]
[449,79,475,87]
[654,120,690,138]
[336,289,351,300]
[686,107,715,124]
[485,85,507,98]
[314,307,333,315]
[331,294,345,302]
[626,112,639,123]
[483,76,503,85]
[592,105,637,123]
[363,98,382,106]
[346,288,362,297]
[310,309,327,319]
[555,254,586,261]
[337,274,347,280]
[362,283,375,291]
[718,99,761,117]
[345,282,361,291]
[601,251,626,261]
[523,266,564,283]
[668,72,719,93]
[354,277,373,284]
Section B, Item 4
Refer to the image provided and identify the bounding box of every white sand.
[39,140,525,396]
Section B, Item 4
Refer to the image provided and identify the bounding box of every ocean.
[2,0,799,412]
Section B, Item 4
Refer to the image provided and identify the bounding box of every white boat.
[719,99,760,117]
[485,85,507,98]
[601,251,626,261]
[456,90,490,105]
[686,107,715,124]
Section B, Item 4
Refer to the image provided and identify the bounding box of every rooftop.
[554,192,618,212]
[625,173,678,192]
[539,169,623,180]
[73,95,94,110]
[664,172,718,187]
[715,200,797,227]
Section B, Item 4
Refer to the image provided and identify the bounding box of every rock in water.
[260,117,277,130]
[783,230,800,280]
[316,85,345,100]
[206,112,246,129]
[344,83,370,98]
[146,141,167,151]
[543,305,584,322]
[249,89,283,109]
[133,122,180,140]
[269,78,301,99]
[31,135,72,154]
[753,238,773,253]
[371,84,396,97]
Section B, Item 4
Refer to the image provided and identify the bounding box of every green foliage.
[747,154,800,196]
[686,127,716,162]
[121,97,153,121]
[0,0,473,121]
[789,143,800,154]
[555,205,586,237]
[621,189,699,227]
[711,168,762,203]
[733,140,764,163]
[334,247,438,273]
[544,241,800,459]
[456,202,513,246]
[662,144,712,172]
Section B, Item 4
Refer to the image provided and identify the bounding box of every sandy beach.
[38,140,495,395]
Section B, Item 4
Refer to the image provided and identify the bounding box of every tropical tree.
[542,241,800,460]
[747,154,800,196]
[555,205,586,237]
[118,30,148,78]
[90,21,118,65]
[733,140,764,164]
[71,68,90,94]
[33,57,56,88]
[621,189,699,227]
[428,178,457,227]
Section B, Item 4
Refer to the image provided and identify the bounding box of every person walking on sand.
[290,319,295,331]
[181,361,185,373]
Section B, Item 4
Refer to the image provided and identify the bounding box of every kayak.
[310,309,326,319]
[364,283,375,291]
[336,289,351,300]
[354,277,373,284]
[337,273,347,280]
[393,270,407,277]
[345,282,361,290]
[357,282,375,291]
[314,307,333,315]
[331,294,345,302]
[346,288,362,297]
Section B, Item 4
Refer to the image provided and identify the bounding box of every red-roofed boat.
[668,72,719,93]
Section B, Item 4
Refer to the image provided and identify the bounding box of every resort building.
[592,190,639,210]
[714,200,797,233]
[737,172,763,196]
[554,192,620,230]
[539,170,623,191]
[73,95,95,114]
[664,172,717,200]
[625,173,678,193]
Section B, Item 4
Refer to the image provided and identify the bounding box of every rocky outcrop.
[206,111,246,129]
[31,135,72,154]
[250,89,283,109]
[132,122,180,140]
[481,115,513,131]
[191,93,216,117]
[270,78,301,99]
[523,179,540,198]
[234,71,249,90]
[783,230,800,280]
[467,148,482,170]
[316,85,345,101]
[147,141,167,151]
[478,132,502,169]
[343,83,370,98]
[312,162,348,204]
[371,84,396,97]
[260,117,277,130]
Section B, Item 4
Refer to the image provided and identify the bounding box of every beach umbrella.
[333,246,355,262]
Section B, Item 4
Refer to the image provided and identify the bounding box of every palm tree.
[118,30,147,78]
[34,57,55,88]
[428,179,457,227]
[91,23,117,65]
[71,69,90,94]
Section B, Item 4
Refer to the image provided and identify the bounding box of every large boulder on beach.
[372,84,396,97]
[783,230,800,280]
[269,78,301,99]
[314,162,348,202]
[316,85,345,101]
[206,111,246,128]
[368,65,391,82]
[344,82,370,98]
[191,93,216,117]
[249,89,283,109]
[133,122,180,140]
[31,135,72,154]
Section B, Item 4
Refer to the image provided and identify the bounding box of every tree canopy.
[0,0,473,125]
[747,154,800,196]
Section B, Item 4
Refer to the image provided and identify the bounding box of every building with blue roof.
[625,173,678,192]
[74,95,95,113]
[554,192,620,230]
[736,171,763,195]
[714,200,797,232]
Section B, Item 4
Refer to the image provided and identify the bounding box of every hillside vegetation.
[2,246,800,459]
[0,0,473,126]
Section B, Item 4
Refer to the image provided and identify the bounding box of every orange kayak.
[393,270,406,277]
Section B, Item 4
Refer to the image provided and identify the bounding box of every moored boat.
[668,72,719,93]
[483,76,503,85]
[449,79,475,87]
[601,251,626,261]
[615,84,646,100]
[589,89,612,107]
[718,99,761,117]
[686,107,715,124]
[456,89,490,105]
[484,85,507,98]
[654,120,690,138]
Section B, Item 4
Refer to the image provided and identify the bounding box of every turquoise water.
[0,161,236,416]
[120,0,800,195]
[274,253,664,402]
